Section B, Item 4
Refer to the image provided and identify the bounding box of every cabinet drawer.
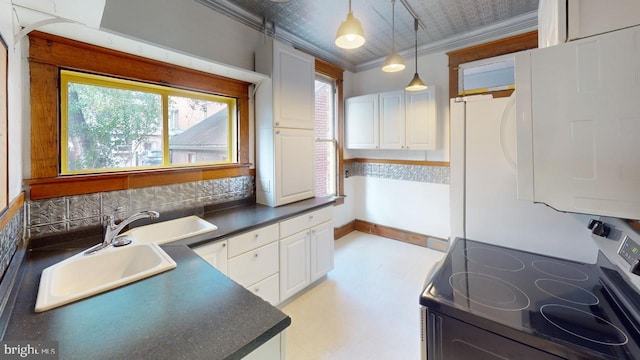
[228,241,279,287]
[280,206,333,239]
[227,223,279,258]
[247,273,280,306]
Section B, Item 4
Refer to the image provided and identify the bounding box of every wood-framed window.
[447,30,538,99]
[314,58,345,205]
[26,31,251,200]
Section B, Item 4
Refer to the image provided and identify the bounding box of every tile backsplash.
[344,161,449,184]
[0,207,23,280]
[27,175,255,239]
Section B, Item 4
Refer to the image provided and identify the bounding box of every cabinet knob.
[222,243,226,247]
[275,121,280,126]
[255,287,260,293]
[254,233,259,238]
[254,253,259,258]
[275,130,280,135]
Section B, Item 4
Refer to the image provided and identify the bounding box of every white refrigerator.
[449,94,597,263]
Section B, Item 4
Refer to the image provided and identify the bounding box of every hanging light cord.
[413,18,418,71]
[391,0,396,50]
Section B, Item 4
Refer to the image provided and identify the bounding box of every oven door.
[425,309,564,360]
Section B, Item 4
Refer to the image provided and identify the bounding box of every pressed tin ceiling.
[196,0,539,72]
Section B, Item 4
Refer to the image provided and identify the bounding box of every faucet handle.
[106,206,125,226]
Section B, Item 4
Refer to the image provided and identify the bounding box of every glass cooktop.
[421,238,640,359]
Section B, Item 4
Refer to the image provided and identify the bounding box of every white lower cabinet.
[228,241,279,288]
[227,226,281,306]
[247,273,280,306]
[194,206,334,306]
[310,221,334,283]
[242,332,285,360]
[279,230,311,301]
[279,206,335,302]
[193,240,228,275]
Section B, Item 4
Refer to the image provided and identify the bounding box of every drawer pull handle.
[255,287,260,293]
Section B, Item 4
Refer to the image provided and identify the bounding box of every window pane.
[314,77,336,197]
[65,82,162,172]
[168,95,232,165]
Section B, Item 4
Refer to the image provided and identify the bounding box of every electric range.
[420,218,640,359]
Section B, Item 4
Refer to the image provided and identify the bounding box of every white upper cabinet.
[405,87,437,150]
[255,38,316,207]
[272,42,315,129]
[345,94,379,149]
[516,25,640,220]
[567,0,640,41]
[345,88,437,150]
[379,91,405,149]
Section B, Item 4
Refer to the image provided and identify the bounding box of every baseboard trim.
[334,221,356,240]
[354,220,448,251]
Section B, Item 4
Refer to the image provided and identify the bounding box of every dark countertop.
[178,196,337,247]
[1,197,335,360]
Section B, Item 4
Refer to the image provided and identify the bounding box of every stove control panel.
[618,235,640,265]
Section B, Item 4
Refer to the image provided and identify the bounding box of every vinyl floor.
[281,231,445,360]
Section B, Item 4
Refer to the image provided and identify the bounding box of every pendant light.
[405,18,427,91]
[382,0,405,72]
[335,0,365,49]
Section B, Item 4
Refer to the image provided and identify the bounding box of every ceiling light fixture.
[382,0,405,72]
[405,18,427,91]
[335,0,365,49]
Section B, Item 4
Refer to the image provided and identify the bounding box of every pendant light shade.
[405,18,427,91]
[382,0,405,72]
[335,0,365,49]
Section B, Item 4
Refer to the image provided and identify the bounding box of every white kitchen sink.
[120,215,218,244]
[35,242,176,312]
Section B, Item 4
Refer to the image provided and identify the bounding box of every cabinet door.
[405,87,437,150]
[529,26,640,219]
[273,42,315,129]
[310,221,334,282]
[274,128,315,206]
[379,91,405,149]
[193,240,228,275]
[280,231,310,302]
[345,94,379,149]
[568,0,640,40]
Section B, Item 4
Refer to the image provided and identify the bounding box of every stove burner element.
[449,272,530,311]
[464,247,525,272]
[535,279,599,305]
[532,260,589,281]
[540,304,629,346]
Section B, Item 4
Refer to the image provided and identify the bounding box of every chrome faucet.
[85,210,160,255]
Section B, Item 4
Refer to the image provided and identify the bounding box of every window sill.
[25,164,254,200]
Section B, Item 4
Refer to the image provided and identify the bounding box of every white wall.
[356,177,449,239]
[0,0,25,203]
[100,0,264,72]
